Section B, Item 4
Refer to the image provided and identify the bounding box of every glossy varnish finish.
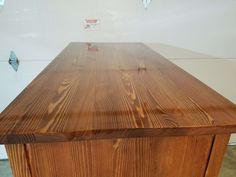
[2,43,235,177]
[0,43,236,144]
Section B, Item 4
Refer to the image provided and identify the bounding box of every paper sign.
[84,19,100,31]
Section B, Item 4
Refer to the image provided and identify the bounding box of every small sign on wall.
[84,19,100,31]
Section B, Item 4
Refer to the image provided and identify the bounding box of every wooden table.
[1,43,236,177]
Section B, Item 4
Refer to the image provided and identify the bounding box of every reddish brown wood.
[205,134,230,177]
[6,135,214,177]
[0,43,236,144]
[5,144,31,177]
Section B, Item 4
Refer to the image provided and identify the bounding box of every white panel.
[146,43,214,59]
[229,134,236,145]
[0,0,236,60]
[0,145,7,159]
[0,61,49,112]
[170,59,236,104]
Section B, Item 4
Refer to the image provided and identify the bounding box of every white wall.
[0,0,236,159]
[0,0,236,60]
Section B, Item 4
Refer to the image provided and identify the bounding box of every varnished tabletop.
[1,43,236,144]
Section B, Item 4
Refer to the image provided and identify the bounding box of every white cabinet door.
[0,61,49,159]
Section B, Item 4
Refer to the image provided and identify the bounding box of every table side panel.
[5,144,31,177]
[205,134,230,177]
[7,135,215,177]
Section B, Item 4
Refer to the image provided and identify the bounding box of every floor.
[0,159,12,177]
[0,146,235,177]
[219,145,236,177]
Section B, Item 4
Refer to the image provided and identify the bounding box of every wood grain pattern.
[7,135,214,177]
[5,144,31,177]
[0,43,236,144]
[205,134,230,177]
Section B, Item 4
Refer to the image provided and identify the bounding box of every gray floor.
[219,146,236,177]
[0,160,12,177]
[0,146,236,177]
